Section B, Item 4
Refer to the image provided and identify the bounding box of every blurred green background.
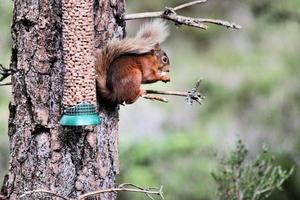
[1,0,300,199]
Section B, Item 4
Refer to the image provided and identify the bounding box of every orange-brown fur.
[95,20,170,105]
[99,47,170,104]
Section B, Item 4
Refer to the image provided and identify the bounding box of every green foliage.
[120,131,217,200]
[212,140,293,200]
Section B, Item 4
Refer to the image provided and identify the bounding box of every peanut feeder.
[60,0,101,126]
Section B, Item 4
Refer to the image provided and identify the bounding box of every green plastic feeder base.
[60,102,101,126]
[60,114,101,126]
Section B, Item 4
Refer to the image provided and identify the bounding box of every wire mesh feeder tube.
[60,0,101,126]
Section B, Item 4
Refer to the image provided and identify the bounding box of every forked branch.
[0,64,12,83]
[78,183,164,200]
[124,0,241,30]
[19,183,164,200]
[143,80,205,105]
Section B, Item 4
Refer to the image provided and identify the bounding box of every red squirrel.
[96,20,170,105]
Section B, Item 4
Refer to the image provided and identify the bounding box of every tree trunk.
[4,0,125,199]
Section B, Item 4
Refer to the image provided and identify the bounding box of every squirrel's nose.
[160,65,170,72]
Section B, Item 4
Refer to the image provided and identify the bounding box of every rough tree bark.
[3,0,125,199]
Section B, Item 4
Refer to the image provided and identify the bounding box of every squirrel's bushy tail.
[96,20,169,99]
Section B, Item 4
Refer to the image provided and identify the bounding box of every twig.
[0,175,8,200]
[18,183,164,200]
[19,189,68,200]
[0,83,11,86]
[146,90,189,96]
[0,64,12,82]
[141,94,169,103]
[77,184,164,200]
[145,80,205,105]
[124,0,241,30]
[172,0,207,11]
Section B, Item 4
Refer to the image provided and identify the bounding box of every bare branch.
[0,83,11,86]
[145,80,205,105]
[141,94,169,103]
[193,18,241,29]
[0,64,12,82]
[124,11,162,20]
[18,183,164,200]
[77,184,164,200]
[124,0,241,30]
[164,13,208,29]
[172,0,207,11]
[146,90,190,97]
[19,190,69,200]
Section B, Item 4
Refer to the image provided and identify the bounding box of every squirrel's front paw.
[161,76,170,83]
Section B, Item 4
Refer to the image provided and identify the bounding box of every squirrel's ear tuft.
[154,43,161,50]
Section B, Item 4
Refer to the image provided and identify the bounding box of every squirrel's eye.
[162,56,168,64]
